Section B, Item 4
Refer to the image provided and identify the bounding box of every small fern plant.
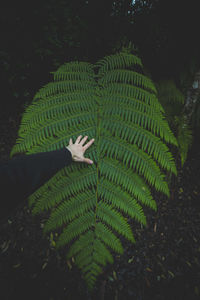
[10,51,177,290]
[156,79,193,166]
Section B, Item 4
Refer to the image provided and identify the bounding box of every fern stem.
[88,92,102,276]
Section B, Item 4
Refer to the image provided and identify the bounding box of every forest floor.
[0,109,200,300]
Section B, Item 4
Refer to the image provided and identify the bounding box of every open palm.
[66,135,95,164]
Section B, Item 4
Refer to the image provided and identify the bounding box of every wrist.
[66,146,74,160]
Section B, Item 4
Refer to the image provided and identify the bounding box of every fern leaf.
[10,52,177,290]
[98,69,157,93]
[52,211,95,245]
[97,201,135,243]
[175,115,193,166]
[99,158,156,210]
[44,190,96,233]
[96,53,143,75]
[102,117,177,175]
[99,177,147,225]
[99,135,169,196]
[20,93,96,133]
[32,168,97,214]
[95,222,124,254]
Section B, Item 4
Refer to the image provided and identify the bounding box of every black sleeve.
[0,148,72,220]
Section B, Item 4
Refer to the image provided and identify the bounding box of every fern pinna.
[10,52,177,290]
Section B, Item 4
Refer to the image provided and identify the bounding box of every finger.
[75,135,82,144]
[83,138,95,151]
[69,138,73,145]
[83,157,93,164]
[79,135,88,145]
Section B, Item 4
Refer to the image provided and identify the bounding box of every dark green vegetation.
[0,0,200,299]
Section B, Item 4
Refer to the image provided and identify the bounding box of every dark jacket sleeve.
[0,148,72,220]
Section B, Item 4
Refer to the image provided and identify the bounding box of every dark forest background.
[1,0,200,118]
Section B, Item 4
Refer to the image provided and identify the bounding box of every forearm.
[0,148,72,220]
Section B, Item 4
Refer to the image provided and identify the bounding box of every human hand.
[66,135,95,165]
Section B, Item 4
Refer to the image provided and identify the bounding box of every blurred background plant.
[156,80,193,167]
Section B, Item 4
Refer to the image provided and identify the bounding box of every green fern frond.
[99,158,156,210]
[102,117,177,175]
[52,70,94,82]
[95,222,124,254]
[104,83,161,109]
[96,53,143,75]
[20,92,96,131]
[99,135,169,196]
[156,80,185,104]
[66,230,94,256]
[10,113,96,156]
[175,115,193,166]
[32,167,97,215]
[156,80,185,126]
[97,201,135,243]
[34,80,96,99]
[44,190,96,233]
[53,211,95,245]
[98,69,157,93]
[10,53,177,291]
[53,61,95,74]
[34,61,95,100]
[156,79,193,166]
[99,177,146,225]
